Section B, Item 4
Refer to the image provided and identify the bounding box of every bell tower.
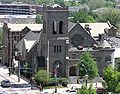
[43,5,69,77]
[43,5,69,39]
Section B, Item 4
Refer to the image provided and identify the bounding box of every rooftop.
[7,23,43,32]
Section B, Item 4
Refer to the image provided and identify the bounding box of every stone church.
[3,5,117,78]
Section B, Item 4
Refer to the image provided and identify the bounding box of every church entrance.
[69,66,77,76]
[52,60,62,77]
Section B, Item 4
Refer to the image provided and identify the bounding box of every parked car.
[0,91,9,94]
[68,90,77,94]
[1,80,11,87]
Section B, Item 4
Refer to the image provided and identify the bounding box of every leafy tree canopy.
[70,11,95,23]
[103,66,120,93]
[77,52,98,79]
[34,70,49,85]
[96,8,120,27]
[35,14,43,24]
[77,85,96,94]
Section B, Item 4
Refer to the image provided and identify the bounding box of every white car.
[0,91,8,94]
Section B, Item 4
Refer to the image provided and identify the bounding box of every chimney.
[84,24,91,35]
[98,34,105,43]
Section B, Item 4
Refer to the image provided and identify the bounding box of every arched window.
[52,21,57,34]
[59,21,63,34]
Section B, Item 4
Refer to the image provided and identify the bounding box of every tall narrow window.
[54,46,56,52]
[53,21,57,34]
[59,21,63,34]
[54,45,61,52]
[57,46,61,52]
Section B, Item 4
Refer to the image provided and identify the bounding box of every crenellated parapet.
[43,5,69,12]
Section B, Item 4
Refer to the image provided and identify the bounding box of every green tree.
[34,70,49,85]
[35,14,43,24]
[77,85,96,94]
[35,0,54,5]
[54,0,64,6]
[103,66,120,93]
[87,0,106,10]
[70,11,95,23]
[77,52,98,79]
[79,0,90,4]
[116,58,120,72]
[64,1,81,6]
[22,61,32,78]
[97,8,120,27]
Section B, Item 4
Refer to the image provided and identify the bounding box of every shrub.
[34,70,49,85]
[77,85,96,94]
[45,78,56,86]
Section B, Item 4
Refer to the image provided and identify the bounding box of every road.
[0,65,40,94]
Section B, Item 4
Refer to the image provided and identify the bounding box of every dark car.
[1,80,11,87]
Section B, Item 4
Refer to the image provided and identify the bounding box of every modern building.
[3,6,119,82]
[0,15,36,23]
[0,4,35,15]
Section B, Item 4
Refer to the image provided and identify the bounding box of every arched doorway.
[69,66,77,76]
[52,60,62,77]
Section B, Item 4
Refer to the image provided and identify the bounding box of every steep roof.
[17,31,41,52]
[7,23,43,32]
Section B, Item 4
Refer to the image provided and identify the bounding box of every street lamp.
[15,50,22,82]
[55,62,59,93]
[82,64,88,87]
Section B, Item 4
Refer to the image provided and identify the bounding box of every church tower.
[43,5,69,77]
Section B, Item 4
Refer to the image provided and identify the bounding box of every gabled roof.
[17,30,41,52]
[7,23,43,32]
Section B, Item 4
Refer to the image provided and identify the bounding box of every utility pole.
[9,32,12,76]
[15,50,21,82]
[55,63,59,93]
[17,51,22,82]
[82,64,88,87]
[18,54,20,82]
